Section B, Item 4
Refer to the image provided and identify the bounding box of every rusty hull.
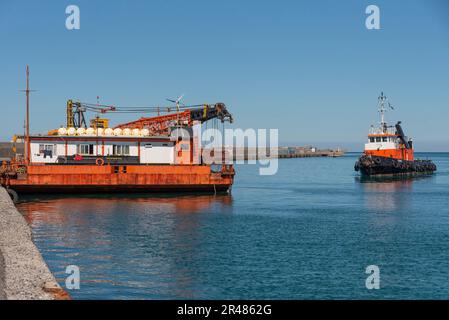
[8,164,234,194]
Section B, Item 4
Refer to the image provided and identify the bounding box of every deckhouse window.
[376,137,381,142]
[38,144,56,157]
[39,144,56,154]
[113,145,130,156]
[369,138,375,143]
[382,137,388,142]
[77,144,94,155]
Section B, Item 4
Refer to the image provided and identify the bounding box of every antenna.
[20,65,36,165]
[167,94,185,112]
[167,94,185,128]
[377,92,393,133]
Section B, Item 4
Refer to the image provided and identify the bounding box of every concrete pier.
[0,187,68,300]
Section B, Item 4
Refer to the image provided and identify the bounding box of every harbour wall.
[0,187,68,300]
[204,147,345,161]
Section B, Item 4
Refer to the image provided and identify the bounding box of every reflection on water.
[17,194,233,299]
[356,175,434,213]
[20,194,233,224]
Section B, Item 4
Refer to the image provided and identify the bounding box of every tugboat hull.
[355,155,436,176]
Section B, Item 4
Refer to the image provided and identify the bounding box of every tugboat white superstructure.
[355,93,436,176]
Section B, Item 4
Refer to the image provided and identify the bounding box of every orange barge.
[5,164,235,194]
[1,66,235,201]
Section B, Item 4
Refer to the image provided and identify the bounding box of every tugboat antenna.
[378,92,393,133]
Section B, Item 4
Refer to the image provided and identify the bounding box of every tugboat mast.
[377,92,393,133]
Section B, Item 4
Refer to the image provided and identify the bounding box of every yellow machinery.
[90,117,109,129]
[67,99,74,128]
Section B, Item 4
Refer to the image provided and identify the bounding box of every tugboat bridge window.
[113,145,130,156]
[382,137,388,142]
[375,137,381,142]
[77,144,94,155]
[369,137,375,143]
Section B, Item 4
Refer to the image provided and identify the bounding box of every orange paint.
[365,148,414,161]
[8,164,234,193]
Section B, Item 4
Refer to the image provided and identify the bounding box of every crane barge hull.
[4,164,234,195]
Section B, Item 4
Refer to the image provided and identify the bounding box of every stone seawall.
[0,187,68,300]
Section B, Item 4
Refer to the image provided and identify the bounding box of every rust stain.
[42,282,71,300]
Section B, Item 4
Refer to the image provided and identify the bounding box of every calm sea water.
[17,153,449,299]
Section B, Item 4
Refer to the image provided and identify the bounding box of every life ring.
[374,157,382,165]
[95,158,105,166]
[6,188,19,204]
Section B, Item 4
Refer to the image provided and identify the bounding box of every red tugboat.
[355,93,437,176]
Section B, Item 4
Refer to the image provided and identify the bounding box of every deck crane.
[64,99,233,136]
[66,100,116,129]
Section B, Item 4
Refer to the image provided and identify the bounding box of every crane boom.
[114,103,233,135]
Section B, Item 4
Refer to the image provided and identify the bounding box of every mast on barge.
[20,65,34,165]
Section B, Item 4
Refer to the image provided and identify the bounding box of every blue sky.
[1,0,448,151]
